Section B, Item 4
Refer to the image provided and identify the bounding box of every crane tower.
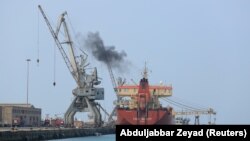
[38,5,104,127]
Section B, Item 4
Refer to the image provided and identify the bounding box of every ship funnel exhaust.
[83,32,130,72]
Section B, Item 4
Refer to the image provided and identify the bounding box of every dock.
[0,127,115,141]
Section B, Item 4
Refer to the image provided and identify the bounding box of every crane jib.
[38,5,80,85]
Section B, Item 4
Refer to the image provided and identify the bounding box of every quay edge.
[0,127,115,141]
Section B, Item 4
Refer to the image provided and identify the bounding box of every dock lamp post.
[26,59,31,106]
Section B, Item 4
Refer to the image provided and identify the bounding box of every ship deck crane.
[106,60,119,123]
[174,108,216,125]
[105,60,126,124]
[38,5,104,127]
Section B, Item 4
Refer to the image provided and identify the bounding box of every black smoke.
[83,32,129,70]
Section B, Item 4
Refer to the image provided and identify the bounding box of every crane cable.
[37,8,40,65]
[53,42,56,86]
[66,14,79,46]
[161,97,198,111]
[66,14,88,56]
[169,96,208,110]
[37,8,57,86]
[161,97,207,111]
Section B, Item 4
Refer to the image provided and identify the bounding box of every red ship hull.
[116,66,174,125]
[117,108,174,125]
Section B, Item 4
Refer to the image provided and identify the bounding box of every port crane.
[107,64,118,123]
[106,63,126,124]
[38,5,104,127]
[161,97,216,125]
[174,108,216,125]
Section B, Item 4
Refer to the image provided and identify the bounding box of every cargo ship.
[116,66,175,125]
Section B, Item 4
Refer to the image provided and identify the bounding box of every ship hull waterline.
[117,108,175,125]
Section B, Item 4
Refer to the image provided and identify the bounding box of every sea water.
[49,134,115,141]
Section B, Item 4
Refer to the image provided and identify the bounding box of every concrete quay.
[0,127,115,141]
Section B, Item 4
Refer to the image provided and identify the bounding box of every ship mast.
[143,62,148,79]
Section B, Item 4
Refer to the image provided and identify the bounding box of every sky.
[0,0,250,124]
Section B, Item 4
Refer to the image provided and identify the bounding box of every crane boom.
[174,108,216,116]
[174,108,216,124]
[107,63,118,98]
[38,5,80,85]
[107,62,118,122]
[60,15,80,80]
[39,5,105,127]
